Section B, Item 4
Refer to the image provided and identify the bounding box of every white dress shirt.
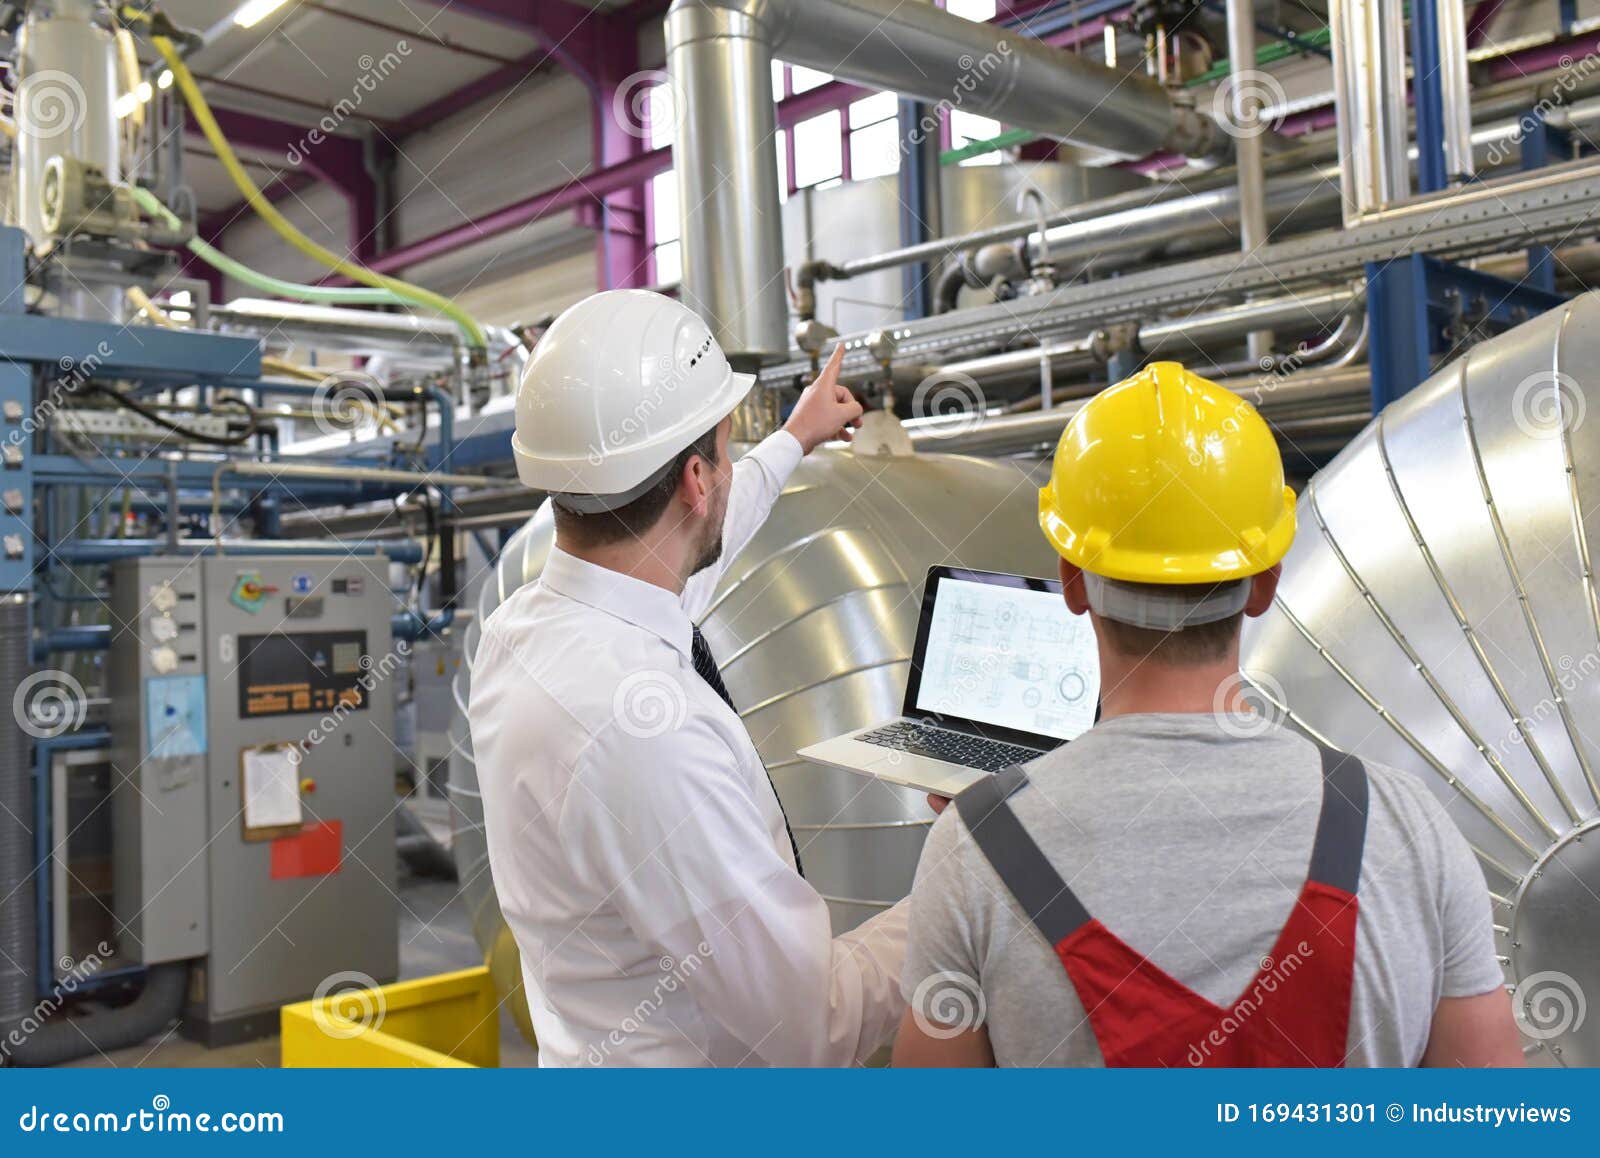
[468,430,909,1066]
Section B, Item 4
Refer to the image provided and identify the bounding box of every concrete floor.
[64,867,539,1069]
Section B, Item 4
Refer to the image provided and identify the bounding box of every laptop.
[798,566,1101,798]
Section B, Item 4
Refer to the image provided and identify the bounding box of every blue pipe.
[51,538,423,564]
[32,728,111,996]
[391,607,456,642]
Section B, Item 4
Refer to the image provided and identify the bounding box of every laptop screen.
[904,567,1100,745]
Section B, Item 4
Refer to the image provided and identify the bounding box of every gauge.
[149,615,178,642]
[148,584,178,613]
[150,646,178,674]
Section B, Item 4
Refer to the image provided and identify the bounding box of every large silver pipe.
[1436,0,1476,183]
[938,285,1361,392]
[1331,0,1411,223]
[1226,0,1272,362]
[666,3,789,363]
[1030,164,1342,272]
[749,0,1198,159]
[905,365,1371,455]
[667,0,1207,362]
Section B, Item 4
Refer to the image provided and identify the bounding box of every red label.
[270,820,343,879]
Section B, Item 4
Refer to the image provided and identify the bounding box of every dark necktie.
[690,624,804,876]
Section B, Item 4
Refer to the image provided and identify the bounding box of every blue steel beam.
[1411,0,1448,194]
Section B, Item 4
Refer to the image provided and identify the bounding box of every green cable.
[131,185,403,307]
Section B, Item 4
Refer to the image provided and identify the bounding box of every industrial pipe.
[8,962,190,1068]
[1331,0,1410,222]
[666,0,1211,361]
[903,365,1371,455]
[935,285,1362,393]
[48,538,423,565]
[1226,0,1273,362]
[1435,0,1476,184]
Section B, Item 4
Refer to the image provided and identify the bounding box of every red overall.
[954,744,1368,1067]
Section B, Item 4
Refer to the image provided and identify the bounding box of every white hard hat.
[511,290,756,511]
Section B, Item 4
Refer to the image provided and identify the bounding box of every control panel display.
[237,631,370,719]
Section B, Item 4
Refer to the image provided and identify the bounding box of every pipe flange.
[1508,818,1600,1066]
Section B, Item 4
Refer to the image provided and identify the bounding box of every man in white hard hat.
[468,290,908,1066]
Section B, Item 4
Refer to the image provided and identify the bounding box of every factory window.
[648,169,680,286]
[943,0,998,20]
[790,65,833,94]
[792,109,844,189]
[942,0,1001,162]
[776,128,789,202]
[949,109,1003,166]
[848,92,900,181]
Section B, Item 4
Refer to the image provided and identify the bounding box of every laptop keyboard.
[859,720,1043,772]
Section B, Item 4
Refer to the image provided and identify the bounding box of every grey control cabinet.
[111,554,400,1044]
[109,558,211,964]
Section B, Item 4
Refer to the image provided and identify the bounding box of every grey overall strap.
[953,766,1090,945]
[1306,744,1370,895]
[953,742,1371,948]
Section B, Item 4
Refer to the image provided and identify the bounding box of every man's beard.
[688,488,728,576]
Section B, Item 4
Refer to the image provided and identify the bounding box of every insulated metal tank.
[1242,294,1600,1066]
[450,446,1054,1043]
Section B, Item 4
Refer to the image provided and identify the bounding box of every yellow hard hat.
[1038,362,1296,584]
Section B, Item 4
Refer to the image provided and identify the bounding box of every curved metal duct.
[1242,294,1600,1066]
[450,447,1054,1042]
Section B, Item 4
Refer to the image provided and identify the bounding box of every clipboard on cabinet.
[239,742,305,841]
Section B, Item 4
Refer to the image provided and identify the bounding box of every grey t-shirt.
[902,713,1505,1066]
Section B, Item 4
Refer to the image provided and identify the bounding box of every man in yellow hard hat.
[893,362,1522,1068]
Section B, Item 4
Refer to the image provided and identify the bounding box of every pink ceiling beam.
[189,106,376,258]
[339,144,671,277]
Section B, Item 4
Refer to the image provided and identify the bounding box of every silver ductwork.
[1242,295,1600,1065]
[666,0,1208,361]
[1331,0,1410,222]
[451,448,1054,1043]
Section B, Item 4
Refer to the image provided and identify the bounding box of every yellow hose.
[126,285,177,329]
[153,36,487,357]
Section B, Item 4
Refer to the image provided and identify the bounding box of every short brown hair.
[1094,581,1245,665]
[552,425,720,547]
